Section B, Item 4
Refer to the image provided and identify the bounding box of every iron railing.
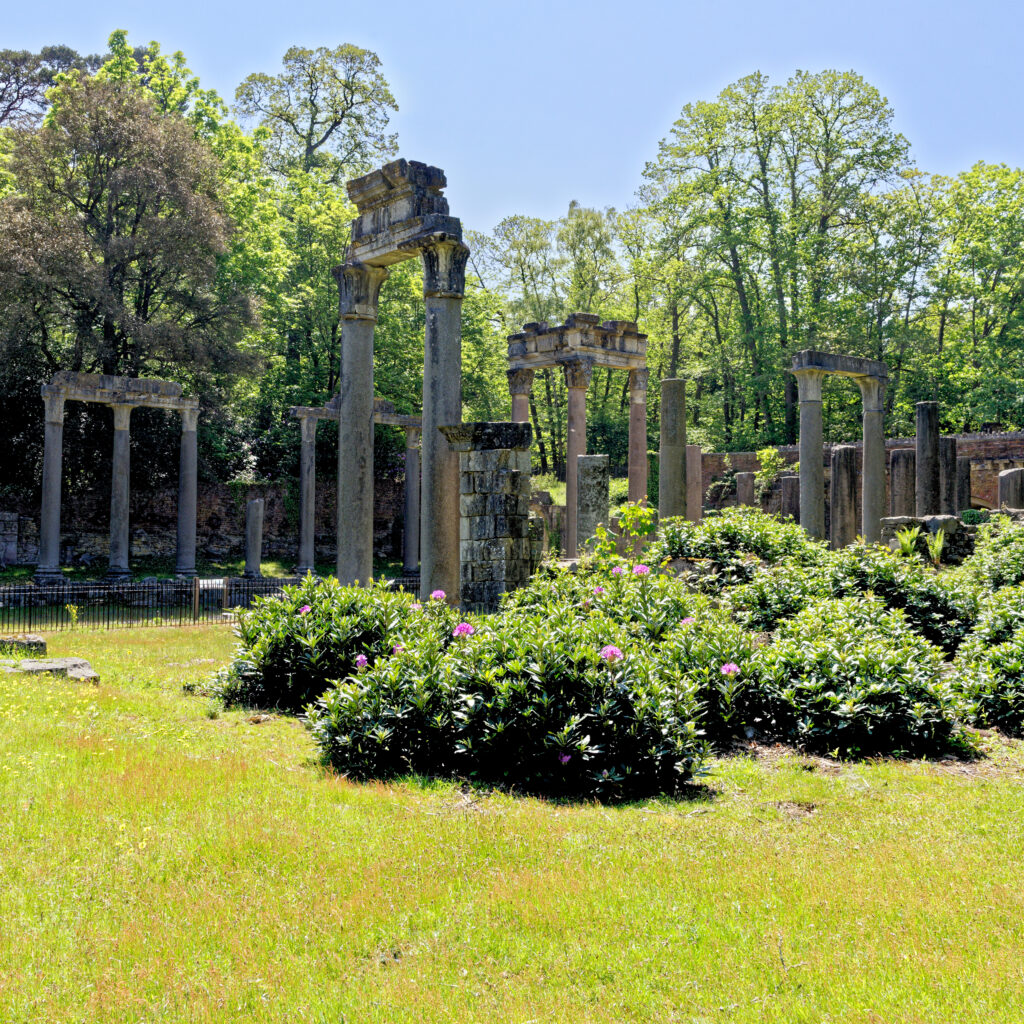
[0,577,297,634]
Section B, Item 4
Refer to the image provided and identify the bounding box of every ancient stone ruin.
[507,315,648,556]
[334,159,467,601]
[35,372,199,583]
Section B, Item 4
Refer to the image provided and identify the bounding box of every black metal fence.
[0,577,297,634]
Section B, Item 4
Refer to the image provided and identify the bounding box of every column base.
[33,568,64,586]
[174,568,198,579]
[294,565,316,578]
[105,569,132,583]
[242,571,263,580]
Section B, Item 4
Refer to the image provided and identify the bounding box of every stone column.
[735,471,755,508]
[915,401,940,517]
[296,414,317,576]
[780,475,800,521]
[686,444,703,522]
[175,406,199,578]
[563,358,594,558]
[577,454,610,552]
[889,448,916,517]
[998,468,1024,510]
[956,456,972,513]
[830,445,858,550]
[244,498,264,578]
[938,437,958,515]
[658,378,687,519]
[794,369,826,539]
[334,260,389,586]
[107,403,133,580]
[627,367,650,505]
[402,426,421,575]
[35,388,66,584]
[508,368,534,424]
[420,237,469,602]
[857,376,886,543]
[440,422,532,613]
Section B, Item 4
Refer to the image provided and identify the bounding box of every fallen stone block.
[0,634,47,656]
[16,657,99,684]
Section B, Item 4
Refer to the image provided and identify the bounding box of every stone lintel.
[289,401,421,429]
[44,372,196,413]
[790,350,889,381]
[507,314,648,371]
[440,422,532,453]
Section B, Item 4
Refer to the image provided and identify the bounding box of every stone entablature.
[507,314,647,372]
[43,371,197,413]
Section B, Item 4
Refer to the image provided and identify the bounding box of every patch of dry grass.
[1,626,1022,1022]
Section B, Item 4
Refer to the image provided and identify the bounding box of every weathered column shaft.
[780,475,800,521]
[956,456,972,513]
[577,454,610,552]
[735,471,755,507]
[563,359,593,558]
[938,437,958,515]
[830,445,858,549]
[858,376,886,543]
[419,239,468,602]
[244,498,264,578]
[36,389,65,582]
[508,368,534,425]
[296,415,317,576]
[915,401,940,517]
[998,468,1024,510]
[175,406,199,578]
[889,448,916,517]
[108,403,132,579]
[795,369,826,539]
[686,445,703,522]
[402,426,421,575]
[627,368,649,505]
[334,261,388,586]
[658,378,686,519]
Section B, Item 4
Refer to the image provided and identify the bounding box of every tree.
[0,46,101,128]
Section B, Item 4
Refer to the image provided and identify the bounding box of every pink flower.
[392,645,404,655]
[355,654,368,669]
[612,566,624,576]
[681,617,696,626]
[633,564,650,576]
[453,622,475,637]
[593,586,606,595]
[430,589,446,601]
[721,662,740,676]
[600,644,624,663]
[410,603,422,611]
[559,753,572,765]
[298,604,311,614]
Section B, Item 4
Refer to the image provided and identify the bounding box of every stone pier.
[686,445,703,521]
[295,415,317,576]
[830,446,858,549]
[890,448,916,517]
[244,498,264,578]
[441,422,534,613]
[175,407,199,578]
[563,359,593,557]
[915,401,940,517]
[793,365,826,539]
[939,436,958,515]
[735,472,755,507]
[780,475,800,521]
[998,468,1024,509]
[658,379,687,519]
[628,368,649,504]
[577,454,610,551]
[956,456,972,513]
[35,391,66,583]
[508,369,533,424]
[402,427,421,576]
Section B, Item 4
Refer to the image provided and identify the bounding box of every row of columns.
[36,392,198,583]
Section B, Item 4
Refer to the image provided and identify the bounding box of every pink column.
[508,368,534,424]
[627,367,650,504]
[563,358,593,557]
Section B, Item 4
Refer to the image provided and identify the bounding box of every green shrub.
[956,584,1024,662]
[958,515,1024,590]
[954,630,1024,736]
[308,609,708,800]
[727,565,828,631]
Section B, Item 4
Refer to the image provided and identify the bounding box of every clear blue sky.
[7,0,1023,232]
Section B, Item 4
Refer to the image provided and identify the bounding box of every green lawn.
[1,627,1023,1022]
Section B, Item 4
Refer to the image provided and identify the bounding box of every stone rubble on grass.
[0,656,99,684]
[0,634,46,656]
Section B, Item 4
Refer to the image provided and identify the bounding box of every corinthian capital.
[628,367,650,394]
[420,235,469,298]
[562,358,594,391]
[507,368,535,395]
[334,261,390,321]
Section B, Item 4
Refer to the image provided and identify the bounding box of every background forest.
[2,32,1023,505]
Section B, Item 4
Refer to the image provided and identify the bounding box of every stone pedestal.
[857,376,886,543]
[939,436,958,515]
[441,422,533,613]
[107,404,132,580]
[686,445,703,521]
[998,468,1024,510]
[508,368,534,424]
[175,407,199,578]
[915,401,940,517]
[577,454,610,552]
[735,472,755,508]
[889,448,916,517]
[403,426,421,575]
[627,368,649,505]
[780,475,800,521]
[830,445,858,549]
[296,415,317,576]
[35,390,65,584]
[658,378,687,520]
[335,261,388,586]
[244,498,264,578]
[956,456,972,513]
[419,238,468,603]
[563,359,593,557]
[794,368,826,539]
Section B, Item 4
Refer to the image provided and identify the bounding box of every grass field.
[2,627,1023,1023]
